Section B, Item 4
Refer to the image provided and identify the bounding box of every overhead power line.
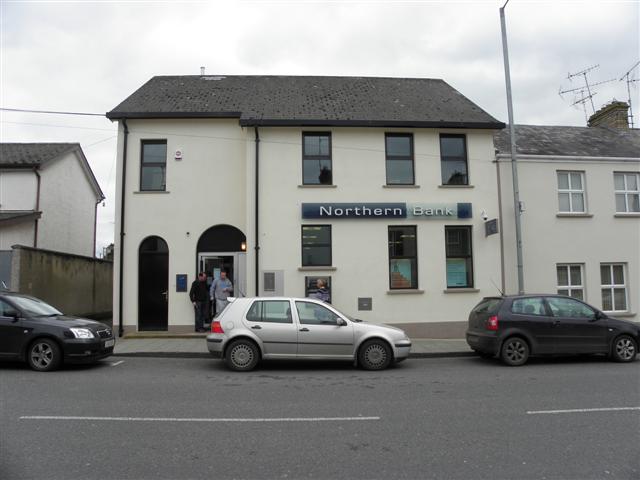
[0,107,105,117]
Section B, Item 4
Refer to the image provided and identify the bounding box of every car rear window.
[472,298,502,314]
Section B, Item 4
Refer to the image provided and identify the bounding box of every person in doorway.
[210,270,233,316]
[189,272,209,332]
[310,278,330,303]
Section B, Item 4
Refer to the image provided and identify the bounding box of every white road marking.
[527,407,640,415]
[110,361,125,367]
[19,416,380,423]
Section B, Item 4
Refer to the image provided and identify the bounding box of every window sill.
[298,185,337,188]
[605,311,636,318]
[556,213,593,218]
[298,266,337,271]
[134,190,170,194]
[383,184,420,189]
[614,213,640,218]
[438,185,474,189]
[443,288,479,293]
[387,289,424,295]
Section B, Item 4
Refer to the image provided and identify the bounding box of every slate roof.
[107,75,504,129]
[494,125,640,158]
[0,143,78,167]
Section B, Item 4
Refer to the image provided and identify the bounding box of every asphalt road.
[1,356,639,480]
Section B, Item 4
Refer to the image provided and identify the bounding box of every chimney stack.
[588,100,629,129]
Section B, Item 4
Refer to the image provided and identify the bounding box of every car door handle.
[553,320,561,326]
[251,325,262,330]
[299,328,309,332]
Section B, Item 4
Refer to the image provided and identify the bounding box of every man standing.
[189,272,208,332]
[210,270,233,316]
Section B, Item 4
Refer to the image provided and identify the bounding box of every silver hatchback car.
[206,297,412,371]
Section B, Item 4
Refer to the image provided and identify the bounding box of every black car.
[466,294,639,366]
[0,291,115,371]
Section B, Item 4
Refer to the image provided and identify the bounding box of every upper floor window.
[140,140,167,191]
[385,133,414,185]
[440,134,468,185]
[388,226,418,289]
[557,171,585,213]
[614,172,640,213]
[301,225,331,266]
[556,264,584,300]
[302,133,332,185]
[445,226,474,288]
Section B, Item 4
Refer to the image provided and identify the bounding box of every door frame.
[198,252,247,297]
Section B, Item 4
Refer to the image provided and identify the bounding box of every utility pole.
[500,0,524,295]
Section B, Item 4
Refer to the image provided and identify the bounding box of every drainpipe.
[495,155,506,295]
[33,168,41,248]
[254,127,260,296]
[118,119,129,337]
[93,200,100,257]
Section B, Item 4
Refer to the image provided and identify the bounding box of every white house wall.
[499,157,639,320]
[0,170,37,210]
[0,221,34,249]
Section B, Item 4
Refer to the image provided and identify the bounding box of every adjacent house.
[496,101,640,321]
[107,75,506,335]
[0,143,105,257]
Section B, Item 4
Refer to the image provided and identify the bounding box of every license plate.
[104,339,115,348]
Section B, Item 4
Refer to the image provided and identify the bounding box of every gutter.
[33,168,41,248]
[118,119,129,337]
[254,127,260,296]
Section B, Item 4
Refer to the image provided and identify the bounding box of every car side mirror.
[594,311,607,321]
[337,318,347,326]
[4,310,20,321]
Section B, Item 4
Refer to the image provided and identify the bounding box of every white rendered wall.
[0,170,37,210]
[0,221,34,249]
[500,157,639,320]
[37,151,97,256]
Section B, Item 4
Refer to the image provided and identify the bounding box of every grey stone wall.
[11,245,112,318]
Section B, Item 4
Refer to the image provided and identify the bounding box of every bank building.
[107,76,639,336]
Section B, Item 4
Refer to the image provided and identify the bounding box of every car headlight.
[69,328,95,339]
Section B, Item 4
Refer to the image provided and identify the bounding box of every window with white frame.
[600,263,628,312]
[556,264,584,300]
[557,171,586,213]
[614,172,640,213]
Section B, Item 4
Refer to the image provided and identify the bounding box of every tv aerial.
[559,65,615,122]
[619,60,639,128]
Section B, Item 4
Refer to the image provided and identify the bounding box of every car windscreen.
[471,298,502,315]
[7,296,63,317]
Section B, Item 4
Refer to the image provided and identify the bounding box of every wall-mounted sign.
[301,203,472,219]
[485,218,499,236]
[176,274,187,292]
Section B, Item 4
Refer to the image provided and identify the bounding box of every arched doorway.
[138,236,169,331]
[197,225,247,316]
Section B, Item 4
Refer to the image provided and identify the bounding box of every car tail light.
[211,321,224,334]
[486,315,499,331]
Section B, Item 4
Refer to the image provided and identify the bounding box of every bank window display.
[556,264,584,300]
[614,172,640,213]
[302,132,332,185]
[445,226,474,288]
[385,133,414,185]
[301,225,332,266]
[388,226,418,289]
[557,171,586,213]
[140,140,167,191]
[440,134,468,185]
[600,263,627,312]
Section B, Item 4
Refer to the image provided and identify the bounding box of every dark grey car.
[466,294,639,366]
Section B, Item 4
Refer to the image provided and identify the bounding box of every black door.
[139,237,169,331]
[545,297,608,354]
[0,300,24,357]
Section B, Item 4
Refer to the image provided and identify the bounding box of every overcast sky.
[1,0,638,255]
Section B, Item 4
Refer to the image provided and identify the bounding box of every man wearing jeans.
[210,270,233,317]
[189,272,208,332]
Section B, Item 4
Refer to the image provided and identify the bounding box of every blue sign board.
[301,203,472,219]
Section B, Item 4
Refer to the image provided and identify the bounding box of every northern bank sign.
[301,203,472,219]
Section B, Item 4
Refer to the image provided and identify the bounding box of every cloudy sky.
[1,0,638,255]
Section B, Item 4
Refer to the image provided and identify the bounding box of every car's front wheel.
[358,339,392,370]
[225,339,260,371]
[611,335,637,363]
[500,337,529,366]
[27,338,62,372]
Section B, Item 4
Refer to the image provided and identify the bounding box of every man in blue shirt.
[210,270,233,316]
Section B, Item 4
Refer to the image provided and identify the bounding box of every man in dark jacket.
[189,272,209,332]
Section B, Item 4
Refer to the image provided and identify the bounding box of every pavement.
[112,334,473,358]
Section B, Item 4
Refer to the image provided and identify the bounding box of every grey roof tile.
[107,75,504,128]
[494,125,640,158]
[0,143,78,167]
